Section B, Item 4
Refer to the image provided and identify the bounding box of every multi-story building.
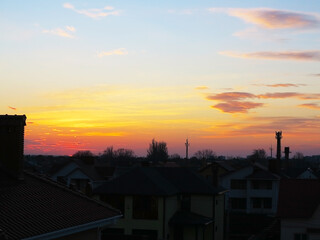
[93,167,227,240]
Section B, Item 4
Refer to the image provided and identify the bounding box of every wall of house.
[191,195,213,218]
[247,179,279,215]
[281,205,320,240]
[215,194,225,240]
[164,195,179,239]
[56,228,99,240]
[112,195,164,239]
[220,166,252,212]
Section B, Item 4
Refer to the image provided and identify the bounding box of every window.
[251,180,272,189]
[230,198,246,210]
[100,195,125,216]
[230,179,247,189]
[133,196,158,219]
[294,233,307,240]
[251,198,272,209]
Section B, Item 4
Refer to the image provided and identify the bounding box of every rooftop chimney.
[275,131,282,160]
[269,131,282,174]
[0,115,26,180]
[284,147,290,161]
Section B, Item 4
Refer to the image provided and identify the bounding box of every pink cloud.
[258,92,320,99]
[210,8,320,30]
[206,92,256,101]
[299,103,320,110]
[211,101,263,113]
[220,50,320,61]
[8,106,17,111]
[263,83,306,88]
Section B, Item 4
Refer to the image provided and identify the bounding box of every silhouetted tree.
[101,146,115,160]
[248,149,267,162]
[147,139,168,162]
[114,148,135,160]
[194,149,216,161]
[72,150,95,165]
[293,152,304,160]
[169,153,181,160]
[101,146,135,162]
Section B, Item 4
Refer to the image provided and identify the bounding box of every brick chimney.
[0,115,26,179]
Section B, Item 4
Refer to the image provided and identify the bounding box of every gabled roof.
[94,167,225,196]
[199,159,252,176]
[51,159,104,181]
[0,171,121,240]
[169,211,213,226]
[277,179,320,218]
[246,168,280,180]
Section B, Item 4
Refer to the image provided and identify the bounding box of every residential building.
[51,158,105,192]
[199,160,280,215]
[93,167,227,240]
[278,179,320,240]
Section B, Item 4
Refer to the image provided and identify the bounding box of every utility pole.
[185,139,190,159]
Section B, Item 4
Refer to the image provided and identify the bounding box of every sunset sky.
[1,0,320,157]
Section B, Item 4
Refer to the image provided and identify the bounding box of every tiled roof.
[169,211,213,226]
[277,179,320,218]
[94,167,225,196]
[246,168,280,180]
[0,171,121,240]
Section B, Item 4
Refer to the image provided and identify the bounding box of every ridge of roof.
[94,167,224,196]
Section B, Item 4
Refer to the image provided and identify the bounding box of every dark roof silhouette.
[51,158,105,181]
[169,211,213,226]
[277,179,320,218]
[94,167,225,196]
[0,171,121,240]
[246,168,280,180]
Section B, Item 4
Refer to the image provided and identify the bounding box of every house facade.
[278,179,320,240]
[93,167,226,240]
[199,161,280,215]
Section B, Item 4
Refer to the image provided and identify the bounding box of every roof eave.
[22,215,122,240]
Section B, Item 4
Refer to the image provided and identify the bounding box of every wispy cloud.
[63,3,119,19]
[299,103,320,110]
[42,26,76,38]
[209,8,320,30]
[65,26,76,32]
[219,50,320,61]
[258,92,320,100]
[8,106,17,111]
[206,92,256,101]
[253,83,306,88]
[97,48,128,57]
[211,101,263,113]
